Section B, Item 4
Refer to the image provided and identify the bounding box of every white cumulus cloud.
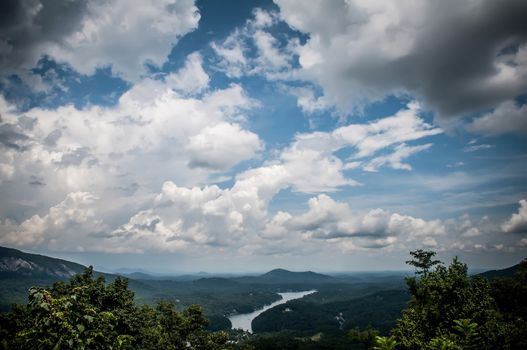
[0,192,106,251]
[502,199,527,233]
[186,122,263,170]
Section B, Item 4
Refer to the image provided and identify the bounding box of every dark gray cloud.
[117,182,139,196]
[0,123,30,150]
[0,0,88,73]
[276,0,527,121]
[57,146,92,166]
[405,0,527,117]
[133,218,161,232]
[0,0,201,81]
[17,115,37,130]
[28,175,45,186]
[43,129,62,147]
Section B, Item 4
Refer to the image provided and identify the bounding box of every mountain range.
[1,245,522,283]
[0,246,341,283]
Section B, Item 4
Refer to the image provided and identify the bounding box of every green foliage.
[348,327,379,348]
[427,335,457,350]
[391,250,527,350]
[372,335,398,350]
[0,267,228,350]
[230,330,372,350]
[405,250,442,275]
[488,258,527,349]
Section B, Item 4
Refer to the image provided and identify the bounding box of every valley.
[0,246,409,335]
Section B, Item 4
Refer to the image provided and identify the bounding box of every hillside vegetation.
[0,267,228,349]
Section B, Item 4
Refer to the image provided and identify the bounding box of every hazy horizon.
[10,245,514,275]
[1,0,526,272]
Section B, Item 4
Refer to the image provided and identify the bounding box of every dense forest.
[0,250,526,349]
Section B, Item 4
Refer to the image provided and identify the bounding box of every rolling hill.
[478,260,524,279]
[233,268,335,285]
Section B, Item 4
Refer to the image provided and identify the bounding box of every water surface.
[228,290,316,333]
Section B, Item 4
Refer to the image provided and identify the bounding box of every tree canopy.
[0,267,228,350]
[374,250,527,350]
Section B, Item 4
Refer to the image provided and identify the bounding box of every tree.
[372,335,398,350]
[0,267,228,350]
[488,259,527,349]
[392,252,508,349]
[405,249,442,275]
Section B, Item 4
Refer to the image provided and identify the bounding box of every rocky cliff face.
[0,256,78,277]
[0,246,85,278]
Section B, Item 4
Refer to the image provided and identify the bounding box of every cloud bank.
[0,0,200,81]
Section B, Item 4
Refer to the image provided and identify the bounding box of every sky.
[0,0,527,273]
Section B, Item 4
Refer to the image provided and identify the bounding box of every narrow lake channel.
[228,290,317,333]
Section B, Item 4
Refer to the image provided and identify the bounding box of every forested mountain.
[257,268,334,284]
[478,262,521,279]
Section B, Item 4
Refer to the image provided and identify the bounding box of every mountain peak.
[264,268,291,275]
[259,268,333,283]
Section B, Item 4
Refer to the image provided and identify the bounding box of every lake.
[228,290,317,333]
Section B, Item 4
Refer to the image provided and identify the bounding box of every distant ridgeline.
[477,262,522,279]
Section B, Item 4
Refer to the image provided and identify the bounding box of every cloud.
[331,102,442,158]
[0,84,447,255]
[211,8,295,79]
[286,86,328,115]
[463,143,495,153]
[274,102,441,191]
[0,163,14,183]
[279,147,357,193]
[0,0,89,73]
[284,194,445,245]
[186,122,263,170]
[98,112,446,252]
[467,100,527,135]
[274,0,527,121]
[108,165,290,252]
[165,52,209,95]
[211,32,248,78]
[252,8,277,29]
[0,192,106,250]
[363,143,432,172]
[0,53,261,230]
[450,214,482,238]
[253,30,290,70]
[502,199,527,233]
[109,181,447,252]
[0,0,200,81]
[0,84,464,256]
[0,123,31,150]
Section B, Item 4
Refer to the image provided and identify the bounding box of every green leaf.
[52,337,62,350]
